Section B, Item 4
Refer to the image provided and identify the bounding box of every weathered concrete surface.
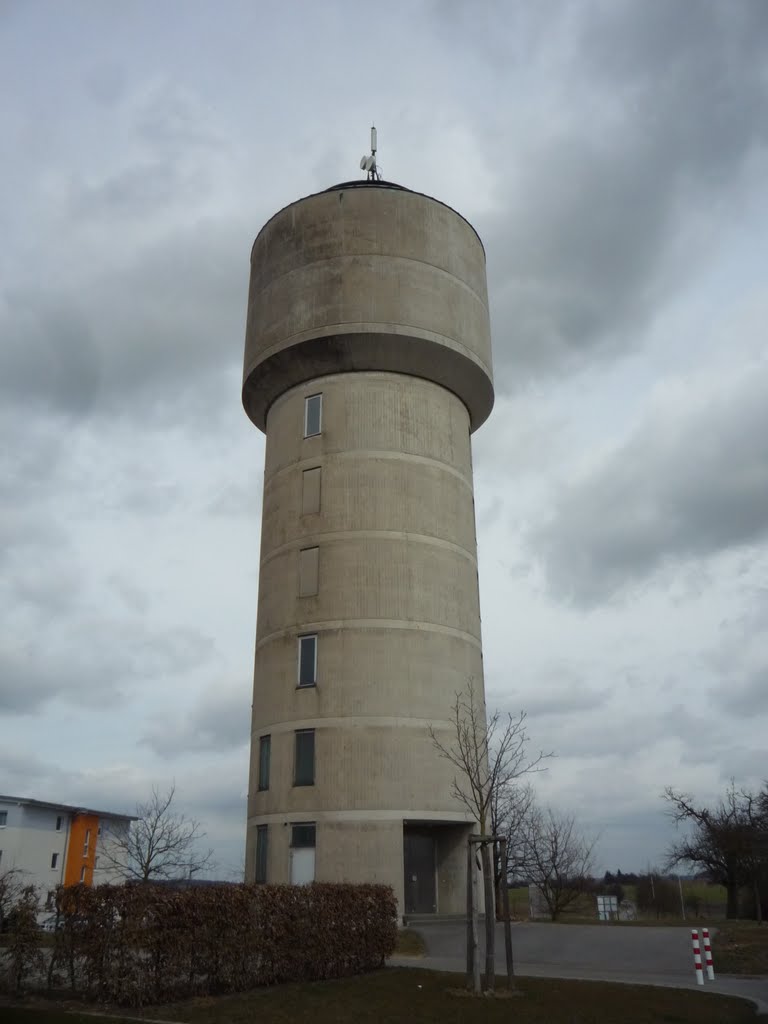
[390,921,768,1014]
[243,182,494,917]
[243,183,493,431]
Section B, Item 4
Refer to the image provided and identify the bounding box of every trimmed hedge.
[49,882,397,1006]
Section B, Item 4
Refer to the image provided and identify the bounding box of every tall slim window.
[298,634,317,687]
[255,825,268,884]
[304,394,322,437]
[0,812,7,827]
[294,729,315,786]
[80,865,87,883]
[258,734,271,791]
[298,547,319,597]
[55,816,62,832]
[83,829,90,856]
[51,852,59,870]
[301,467,321,515]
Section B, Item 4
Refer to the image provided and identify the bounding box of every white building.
[0,794,135,898]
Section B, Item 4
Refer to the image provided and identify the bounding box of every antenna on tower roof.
[359,125,381,181]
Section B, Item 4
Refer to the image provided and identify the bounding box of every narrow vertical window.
[80,866,87,883]
[255,825,268,884]
[302,467,321,515]
[298,634,317,687]
[304,394,322,437]
[298,547,319,597]
[51,852,59,870]
[290,823,316,885]
[55,816,62,832]
[258,735,271,791]
[294,729,315,786]
[83,829,90,856]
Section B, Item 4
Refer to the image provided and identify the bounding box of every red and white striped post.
[701,928,715,980]
[691,929,704,985]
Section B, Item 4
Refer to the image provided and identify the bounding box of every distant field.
[507,882,728,922]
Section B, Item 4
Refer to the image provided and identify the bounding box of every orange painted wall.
[63,813,99,886]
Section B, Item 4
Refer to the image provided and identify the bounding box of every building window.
[0,851,3,866]
[80,866,86,883]
[304,394,322,438]
[298,546,319,597]
[51,852,59,870]
[291,822,316,849]
[83,829,90,856]
[294,729,315,786]
[255,825,268,884]
[97,823,102,837]
[301,467,321,515]
[55,816,63,832]
[258,735,271,792]
[298,634,317,687]
[0,811,7,827]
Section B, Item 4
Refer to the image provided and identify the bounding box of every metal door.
[290,847,315,885]
[404,832,436,914]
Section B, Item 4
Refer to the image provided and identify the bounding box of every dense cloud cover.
[2,0,767,875]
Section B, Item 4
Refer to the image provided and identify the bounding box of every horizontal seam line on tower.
[264,448,474,491]
[251,252,489,309]
[255,620,482,651]
[260,531,478,568]
[246,810,475,826]
[250,715,458,734]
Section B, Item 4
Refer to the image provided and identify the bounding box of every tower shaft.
[242,181,493,916]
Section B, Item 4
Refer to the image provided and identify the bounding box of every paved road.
[390,921,768,1015]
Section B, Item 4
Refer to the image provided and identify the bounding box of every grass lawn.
[713,923,768,975]
[0,1013,130,1024]
[2,969,759,1022]
[107,969,763,1023]
[395,928,426,956]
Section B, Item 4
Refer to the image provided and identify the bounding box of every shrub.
[1,886,45,993]
[49,882,397,1006]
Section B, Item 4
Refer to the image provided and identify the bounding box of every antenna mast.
[359,125,381,181]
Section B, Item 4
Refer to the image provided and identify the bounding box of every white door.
[290,847,315,885]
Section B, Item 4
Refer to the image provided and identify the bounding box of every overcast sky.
[2,0,767,878]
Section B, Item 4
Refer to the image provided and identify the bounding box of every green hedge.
[49,882,397,1006]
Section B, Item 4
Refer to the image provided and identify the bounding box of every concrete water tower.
[242,147,494,916]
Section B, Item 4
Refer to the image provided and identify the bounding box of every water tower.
[242,139,494,916]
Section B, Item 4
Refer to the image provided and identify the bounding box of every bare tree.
[0,867,25,932]
[101,785,214,883]
[664,782,767,921]
[491,780,536,917]
[520,806,597,921]
[429,679,552,988]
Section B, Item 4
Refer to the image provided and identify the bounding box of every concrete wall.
[243,183,493,916]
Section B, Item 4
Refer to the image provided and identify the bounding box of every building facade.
[242,180,494,916]
[0,795,134,896]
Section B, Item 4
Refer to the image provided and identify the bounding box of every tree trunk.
[726,880,739,919]
[480,841,495,992]
[754,878,763,925]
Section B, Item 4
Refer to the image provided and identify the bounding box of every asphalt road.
[390,921,768,1014]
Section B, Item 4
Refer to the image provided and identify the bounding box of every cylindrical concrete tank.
[243,181,493,917]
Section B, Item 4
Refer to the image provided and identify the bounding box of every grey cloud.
[68,160,204,220]
[476,0,768,380]
[531,366,768,604]
[711,664,768,720]
[142,683,250,758]
[0,624,215,715]
[0,220,249,421]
